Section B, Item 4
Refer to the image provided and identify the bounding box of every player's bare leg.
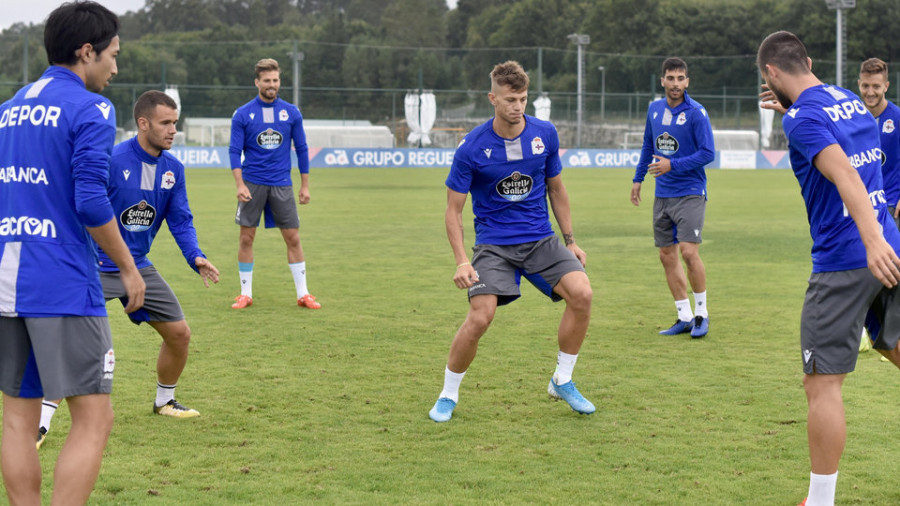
[237,226,256,264]
[282,227,319,308]
[233,226,257,308]
[547,271,596,414]
[151,320,191,385]
[877,342,900,368]
[51,393,113,506]
[659,244,689,300]
[679,242,706,293]
[447,294,498,373]
[2,395,42,505]
[281,227,304,263]
[803,373,846,474]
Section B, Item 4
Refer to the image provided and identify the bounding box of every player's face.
[256,70,280,102]
[83,36,120,93]
[858,73,889,111]
[141,105,178,154]
[661,69,688,104]
[489,84,528,128]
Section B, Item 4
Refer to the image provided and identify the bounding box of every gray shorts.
[101,266,184,325]
[801,268,900,374]
[653,195,706,247]
[235,181,299,229]
[0,316,114,399]
[468,235,586,306]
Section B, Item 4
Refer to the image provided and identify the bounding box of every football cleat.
[797,499,806,506]
[428,397,456,423]
[231,295,253,309]
[36,426,48,450]
[297,294,321,309]
[549,378,595,414]
[548,380,561,399]
[659,319,693,335]
[153,399,200,418]
[690,316,709,338]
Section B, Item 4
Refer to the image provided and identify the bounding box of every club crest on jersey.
[496,171,533,202]
[161,170,176,190]
[256,128,283,150]
[655,132,679,155]
[531,136,545,155]
[279,109,289,121]
[884,119,895,134]
[120,200,157,232]
[102,348,115,380]
[676,112,687,125]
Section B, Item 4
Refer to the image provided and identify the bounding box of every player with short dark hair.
[229,58,319,310]
[429,60,595,423]
[759,30,900,506]
[0,2,145,503]
[36,90,220,448]
[631,57,715,338]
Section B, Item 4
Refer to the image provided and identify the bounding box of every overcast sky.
[0,0,459,32]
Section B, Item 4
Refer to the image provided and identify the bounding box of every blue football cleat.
[659,319,693,335]
[429,397,456,422]
[550,379,595,414]
[690,316,709,338]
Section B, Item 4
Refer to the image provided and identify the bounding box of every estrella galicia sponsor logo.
[120,200,156,232]
[496,171,533,202]
[0,216,56,238]
[256,128,283,150]
[656,132,679,155]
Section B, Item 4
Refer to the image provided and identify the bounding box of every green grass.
[11,168,900,504]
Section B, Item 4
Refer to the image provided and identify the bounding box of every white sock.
[693,291,708,318]
[156,382,176,408]
[239,271,253,297]
[438,367,466,403]
[675,298,693,322]
[553,350,578,385]
[40,400,58,431]
[290,261,308,298]
[806,471,837,506]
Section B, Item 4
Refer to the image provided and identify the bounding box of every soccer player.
[228,58,319,310]
[859,58,900,227]
[758,31,900,506]
[428,61,595,423]
[630,57,715,338]
[36,90,220,448]
[0,2,146,504]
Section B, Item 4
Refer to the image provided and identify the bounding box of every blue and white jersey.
[446,115,561,245]
[97,137,205,273]
[228,95,309,186]
[0,66,117,317]
[784,84,900,272]
[874,100,900,209]
[634,91,715,198]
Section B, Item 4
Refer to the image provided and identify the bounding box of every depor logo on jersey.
[884,119,895,134]
[279,109,289,121]
[676,112,687,125]
[496,171,533,202]
[161,170,176,190]
[656,132,679,155]
[256,128,283,150]
[120,200,157,232]
[531,137,545,155]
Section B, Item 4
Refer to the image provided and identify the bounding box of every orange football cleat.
[298,294,321,309]
[231,295,253,309]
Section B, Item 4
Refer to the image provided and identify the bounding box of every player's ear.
[75,42,93,63]
[137,116,149,131]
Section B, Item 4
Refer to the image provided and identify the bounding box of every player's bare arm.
[232,168,251,202]
[298,172,311,205]
[195,257,220,288]
[445,188,478,289]
[547,175,586,266]
[87,219,146,312]
[630,182,642,206]
[815,144,900,287]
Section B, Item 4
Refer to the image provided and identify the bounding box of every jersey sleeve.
[785,111,836,164]
[670,107,715,173]
[228,109,245,170]
[292,110,309,175]
[446,139,473,194]
[634,110,654,183]
[545,124,562,179]
[164,162,205,273]
[72,101,116,227]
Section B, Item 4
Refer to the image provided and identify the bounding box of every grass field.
[12,167,900,504]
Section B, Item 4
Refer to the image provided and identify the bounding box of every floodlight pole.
[288,41,305,109]
[598,66,605,122]
[825,0,855,87]
[568,33,590,147]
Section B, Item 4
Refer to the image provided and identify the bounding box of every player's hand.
[648,155,671,177]
[119,267,146,314]
[630,182,642,206]
[453,263,479,289]
[568,243,587,267]
[236,183,251,202]
[866,238,900,288]
[298,188,310,205]
[195,257,220,288]
[759,84,788,115]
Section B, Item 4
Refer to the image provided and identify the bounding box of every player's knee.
[567,285,593,313]
[162,323,192,349]
[466,309,495,333]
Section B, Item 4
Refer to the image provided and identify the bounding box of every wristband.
[456,262,470,269]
